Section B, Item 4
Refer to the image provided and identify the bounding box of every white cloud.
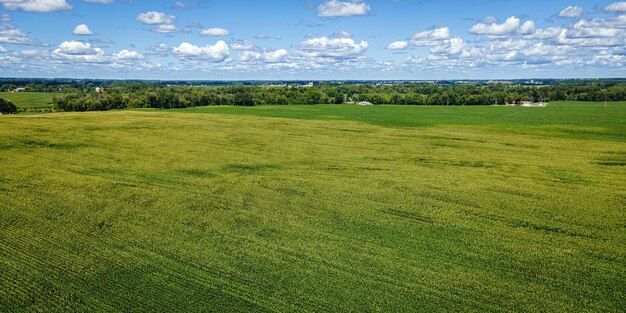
[331,31,352,38]
[297,36,368,59]
[172,41,230,62]
[153,42,168,53]
[469,16,521,36]
[136,11,176,25]
[526,27,564,39]
[0,23,37,45]
[317,0,371,17]
[0,0,71,12]
[20,48,41,56]
[413,27,451,41]
[45,41,152,69]
[569,19,621,38]
[114,49,144,61]
[154,24,177,33]
[54,40,96,55]
[395,26,475,58]
[81,0,115,3]
[72,24,93,36]
[231,40,254,50]
[136,11,177,33]
[401,9,626,74]
[386,40,408,50]
[411,27,451,45]
[239,49,288,63]
[430,37,467,56]
[605,2,626,13]
[263,49,288,63]
[586,51,625,67]
[200,28,230,37]
[520,21,536,35]
[52,40,108,63]
[559,6,584,18]
[171,0,203,10]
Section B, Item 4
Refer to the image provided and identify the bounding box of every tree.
[234,92,255,106]
[0,98,17,114]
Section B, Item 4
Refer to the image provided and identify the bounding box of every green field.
[0,102,625,311]
[0,92,62,111]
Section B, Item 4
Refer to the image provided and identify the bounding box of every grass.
[1,102,625,311]
[0,92,62,112]
[165,101,626,141]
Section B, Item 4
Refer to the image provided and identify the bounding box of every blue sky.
[0,0,625,79]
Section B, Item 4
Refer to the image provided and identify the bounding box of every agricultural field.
[0,92,62,112]
[0,102,625,311]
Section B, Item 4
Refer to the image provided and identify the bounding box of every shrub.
[0,98,17,114]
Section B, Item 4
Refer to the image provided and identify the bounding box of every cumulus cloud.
[3,0,625,77]
[136,11,177,33]
[469,16,521,36]
[20,49,48,58]
[41,42,152,75]
[52,40,108,63]
[386,40,408,50]
[154,24,177,33]
[520,21,536,35]
[152,42,168,53]
[605,2,626,13]
[317,0,371,17]
[72,24,93,36]
[172,41,230,62]
[0,0,71,12]
[231,40,254,50]
[568,19,621,38]
[400,9,626,75]
[81,0,115,3]
[0,22,37,45]
[389,26,474,58]
[559,6,584,18]
[430,37,469,56]
[171,0,204,10]
[238,49,288,63]
[114,49,144,61]
[136,11,175,25]
[297,36,368,59]
[411,27,451,45]
[200,28,230,37]
[54,40,96,55]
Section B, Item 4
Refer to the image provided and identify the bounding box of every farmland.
[0,92,61,112]
[0,102,625,311]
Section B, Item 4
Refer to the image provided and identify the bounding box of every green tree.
[0,98,17,114]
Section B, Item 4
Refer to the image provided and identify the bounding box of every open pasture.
[0,102,624,311]
[0,92,62,112]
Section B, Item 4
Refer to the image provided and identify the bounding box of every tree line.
[48,81,626,112]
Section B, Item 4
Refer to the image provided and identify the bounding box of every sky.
[0,0,625,80]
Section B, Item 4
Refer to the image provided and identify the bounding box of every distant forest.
[1,79,625,112]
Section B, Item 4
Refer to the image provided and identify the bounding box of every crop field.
[0,92,62,112]
[0,102,625,311]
